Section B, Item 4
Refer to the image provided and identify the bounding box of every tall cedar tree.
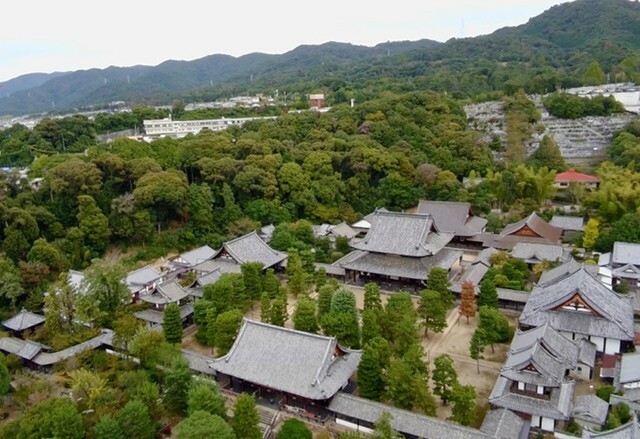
[214,310,243,356]
[386,358,415,410]
[293,298,318,333]
[163,303,183,344]
[364,282,383,312]
[432,354,459,405]
[374,412,403,439]
[418,289,447,336]
[478,305,511,353]
[164,358,193,414]
[317,284,334,318]
[241,262,264,301]
[450,384,477,426]
[94,415,124,439]
[324,288,360,348]
[263,268,280,299]
[315,266,327,292]
[427,267,454,309]
[392,314,419,357]
[413,374,438,416]
[260,292,272,323]
[470,328,488,374]
[368,336,392,371]
[269,296,288,327]
[206,307,217,347]
[361,309,382,346]
[231,393,262,439]
[478,279,499,309]
[459,280,476,323]
[277,418,312,439]
[286,249,306,297]
[357,345,385,401]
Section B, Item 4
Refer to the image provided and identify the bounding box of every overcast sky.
[0,0,572,83]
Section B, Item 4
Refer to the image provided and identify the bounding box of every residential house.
[209,319,361,413]
[334,210,462,290]
[555,169,600,189]
[520,263,635,355]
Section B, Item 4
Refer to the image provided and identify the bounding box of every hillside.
[1,0,640,115]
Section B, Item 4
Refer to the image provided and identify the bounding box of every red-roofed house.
[555,169,599,189]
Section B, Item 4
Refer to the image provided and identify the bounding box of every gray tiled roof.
[480,408,526,439]
[502,341,568,387]
[329,222,358,240]
[620,352,640,385]
[612,264,640,280]
[68,270,87,295]
[612,242,640,266]
[521,264,635,341]
[538,258,583,285]
[549,215,585,232]
[578,338,597,368]
[582,418,640,438]
[2,309,45,332]
[209,319,361,400]
[220,231,287,268]
[182,349,215,375]
[489,377,574,419]
[192,259,242,276]
[337,248,462,280]
[31,330,113,366]
[416,200,487,237]
[329,392,493,439]
[315,262,346,277]
[139,279,189,305]
[496,288,530,303]
[0,337,48,360]
[125,265,163,293]
[500,212,562,243]
[196,268,221,287]
[174,245,216,267]
[573,395,609,426]
[134,303,193,325]
[350,210,453,257]
[470,233,560,250]
[511,242,567,264]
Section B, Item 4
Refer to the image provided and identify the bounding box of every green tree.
[164,357,193,414]
[478,279,499,309]
[277,418,312,439]
[470,328,488,374]
[583,61,606,85]
[364,282,383,312]
[176,411,235,439]
[373,411,402,439]
[232,393,261,439]
[241,262,264,301]
[133,170,188,232]
[163,303,184,344]
[80,259,130,326]
[0,352,10,396]
[263,268,280,298]
[269,296,288,327]
[413,374,437,416]
[260,292,272,323]
[357,344,385,401]
[116,399,156,439]
[286,248,307,297]
[583,218,599,252]
[432,354,459,405]
[478,306,511,352]
[215,309,243,355]
[450,384,476,426]
[186,183,214,237]
[293,298,318,333]
[361,309,382,346]
[187,381,227,419]
[317,284,334,318]
[386,358,415,410]
[77,194,110,254]
[418,289,447,336]
[526,135,566,171]
[426,267,453,308]
[324,288,360,348]
[129,327,167,369]
[94,415,124,439]
[206,307,218,347]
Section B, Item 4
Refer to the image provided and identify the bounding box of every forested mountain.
[0,71,70,99]
[1,0,639,116]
